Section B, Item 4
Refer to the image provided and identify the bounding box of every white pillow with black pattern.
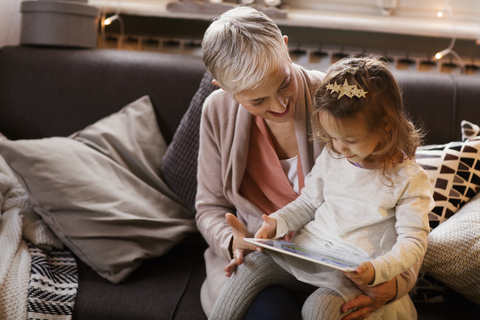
[462,120,480,141]
[415,137,480,229]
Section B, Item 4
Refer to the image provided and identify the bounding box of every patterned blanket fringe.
[27,243,78,320]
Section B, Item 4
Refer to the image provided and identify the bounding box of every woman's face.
[232,59,298,124]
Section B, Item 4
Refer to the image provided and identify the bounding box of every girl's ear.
[383,117,393,132]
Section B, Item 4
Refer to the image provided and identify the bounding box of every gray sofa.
[0,45,479,319]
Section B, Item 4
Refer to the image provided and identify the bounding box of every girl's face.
[232,58,298,124]
[319,110,380,168]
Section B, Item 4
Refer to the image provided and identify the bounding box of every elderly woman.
[196,6,420,320]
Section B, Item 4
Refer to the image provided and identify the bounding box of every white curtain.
[0,0,22,48]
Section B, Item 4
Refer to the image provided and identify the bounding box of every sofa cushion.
[415,137,480,229]
[161,71,216,207]
[73,243,208,320]
[0,96,197,283]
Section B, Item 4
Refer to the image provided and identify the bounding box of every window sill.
[90,0,480,41]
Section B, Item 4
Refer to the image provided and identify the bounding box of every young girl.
[208,55,434,320]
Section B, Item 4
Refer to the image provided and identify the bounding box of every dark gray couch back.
[0,46,206,144]
[1,46,480,145]
[394,71,480,144]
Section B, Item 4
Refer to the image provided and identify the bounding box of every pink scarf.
[240,116,305,217]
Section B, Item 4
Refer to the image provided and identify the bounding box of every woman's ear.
[212,79,234,98]
[212,79,222,88]
[283,35,289,47]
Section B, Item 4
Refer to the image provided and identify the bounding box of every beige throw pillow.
[0,96,197,283]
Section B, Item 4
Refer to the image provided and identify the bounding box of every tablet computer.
[245,238,359,272]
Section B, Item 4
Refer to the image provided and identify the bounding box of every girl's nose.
[336,141,348,152]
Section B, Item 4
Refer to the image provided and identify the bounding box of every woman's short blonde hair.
[202,6,290,95]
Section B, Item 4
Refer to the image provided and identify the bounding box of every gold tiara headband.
[325,59,368,99]
[326,79,368,99]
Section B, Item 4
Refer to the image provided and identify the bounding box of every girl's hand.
[344,261,375,286]
[223,213,257,277]
[254,214,277,239]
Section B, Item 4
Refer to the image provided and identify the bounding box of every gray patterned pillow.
[422,191,480,306]
[161,71,216,208]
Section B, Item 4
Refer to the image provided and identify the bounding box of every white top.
[280,156,299,195]
[270,149,434,315]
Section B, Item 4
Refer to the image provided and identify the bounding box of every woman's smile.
[268,102,291,118]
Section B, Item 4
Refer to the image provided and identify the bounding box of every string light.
[434,4,465,72]
[104,14,119,26]
[100,0,124,49]
[435,48,450,60]
[434,5,454,60]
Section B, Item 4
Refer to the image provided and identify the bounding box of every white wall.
[282,0,480,21]
[109,0,480,21]
[0,0,22,48]
[91,0,480,39]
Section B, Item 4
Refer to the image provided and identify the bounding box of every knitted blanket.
[0,155,77,320]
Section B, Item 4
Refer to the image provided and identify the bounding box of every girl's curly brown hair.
[312,54,424,184]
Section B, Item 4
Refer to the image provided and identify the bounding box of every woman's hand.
[254,214,277,239]
[341,277,397,320]
[223,213,257,277]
